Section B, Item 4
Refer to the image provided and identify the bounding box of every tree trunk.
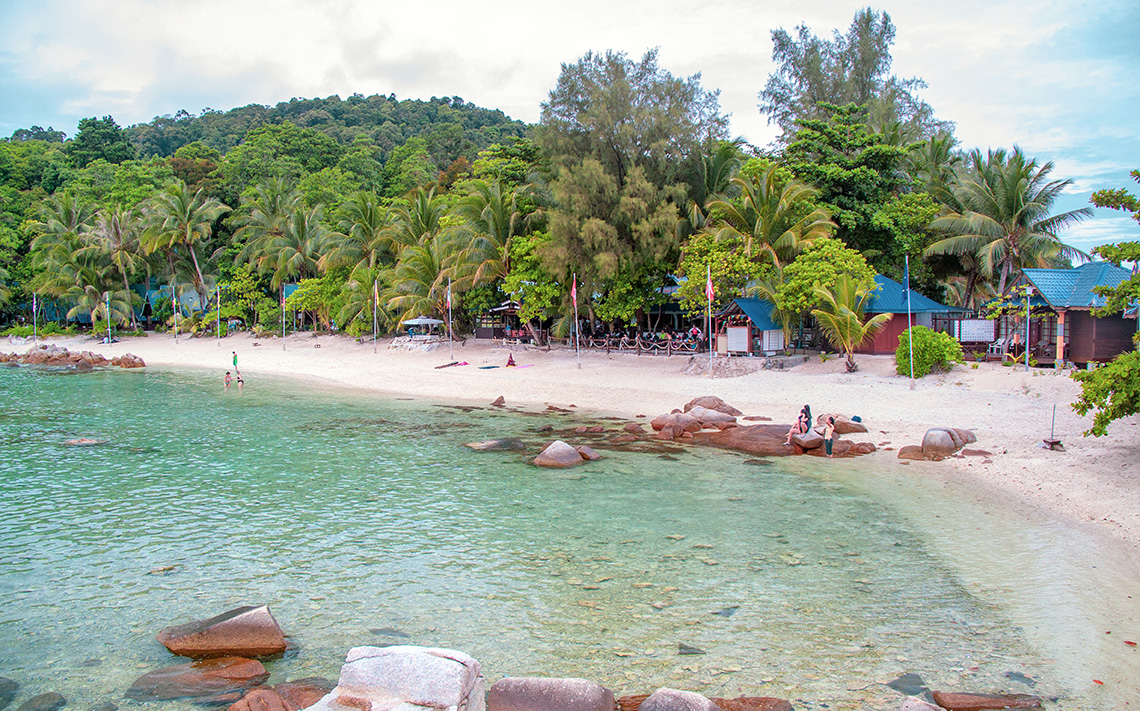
[845,351,859,373]
[526,319,545,346]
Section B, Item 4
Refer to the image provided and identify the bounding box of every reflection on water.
[0,365,1136,710]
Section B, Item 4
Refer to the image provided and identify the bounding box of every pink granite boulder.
[125,657,269,701]
[488,677,614,711]
[930,692,1042,711]
[682,397,742,417]
[534,441,585,468]
[157,605,286,659]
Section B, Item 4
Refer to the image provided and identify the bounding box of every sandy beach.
[27,330,1140,558]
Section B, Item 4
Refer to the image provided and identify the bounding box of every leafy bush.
[1073,351,1140,436]
[2,323,76,337]
[895,326,964,378]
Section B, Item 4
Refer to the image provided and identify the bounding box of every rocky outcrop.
[686,406,737,429]
[488,677,614,711]
[125,657,269,701]
[534,441,587,468]
[650,412,701,434]
[306,646,485,711]
[930,691,1041,710]
[815,414,867,434]
[790,430,824,450]
[682,397,742,417]
[4,345,143,369]
[695,423,874,458]
[0,677,17,711]
[898,428,979,461]
[157,605,286,659]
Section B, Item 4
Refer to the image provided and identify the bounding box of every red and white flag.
[705,269,715,302]
[571,274,577,304]
[446,282,452,310]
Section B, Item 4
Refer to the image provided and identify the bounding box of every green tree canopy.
[66,116,136,169]
[777,235,876,314]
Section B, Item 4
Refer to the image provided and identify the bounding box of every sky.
[1,0,1137,250]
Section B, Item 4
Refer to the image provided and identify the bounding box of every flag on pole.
[571,274,577,304]
[374,279,380,306]
[902,259,910,292]
[705,270,715,302]
[446,281,452,310]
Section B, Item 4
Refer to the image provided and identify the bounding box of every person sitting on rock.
[784,405,812,444]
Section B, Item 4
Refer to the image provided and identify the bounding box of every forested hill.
[125,93,530,160]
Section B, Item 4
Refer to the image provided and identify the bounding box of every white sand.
[35,331,1140,556]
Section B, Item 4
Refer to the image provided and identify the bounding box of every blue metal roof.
[865,275,964,314]
[1023,262,1132,310]
[728,299,781,330]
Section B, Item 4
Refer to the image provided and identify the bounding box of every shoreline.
[14,330,1140,558]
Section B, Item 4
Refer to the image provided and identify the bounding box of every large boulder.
[686,406,737,428]
[306,646,484,711]
[534,441,585,468]
[815,414,867,435]
[790,429,824,450]
[157,605,286,659]
[899,698,942,711]
[897,445,926,461]
[921,429,959,461]
[712,699,793,711]
[125,657,269,701]
[488,677,614,711]
[682,397,742,417]
[639,688,718,711]
[576,446,602,461]
[650,412,701,433]
[930,692,1042,711]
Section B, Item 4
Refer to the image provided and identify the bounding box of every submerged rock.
[640,688,717,711]
[125,657,268,701]
[157,605,286,659]
[225,679,334,711]
[16,694,65,711]
[488,677,614,711]
[0,678,17,711]
[930,691,1042,711]
[464,438,526,452]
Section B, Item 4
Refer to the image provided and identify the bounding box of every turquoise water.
[1,364,1136,710]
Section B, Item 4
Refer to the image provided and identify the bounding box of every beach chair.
[986,338,1007,358]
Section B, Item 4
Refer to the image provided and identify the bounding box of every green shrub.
[2,323,76,337]
[896,326,964,378]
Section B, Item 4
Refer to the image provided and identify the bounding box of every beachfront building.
[715,299,787,356]
[857,275,966,355]
[1021,262,1136,366]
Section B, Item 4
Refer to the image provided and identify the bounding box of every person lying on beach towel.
[434,361,468,369]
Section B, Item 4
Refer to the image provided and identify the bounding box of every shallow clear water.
[1,365,1137,710]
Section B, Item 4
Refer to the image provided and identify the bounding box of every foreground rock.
[534,440,587,468]
[307,646,484,711]
[488,677,613,711]
[930,691,1041,711]
[898,428,978,461]
[125,657,268,701]
[0,678,17,711]
[226,679,335,711]
[157,605,286,659]
[815,413,867,434]
[2,345,143,369]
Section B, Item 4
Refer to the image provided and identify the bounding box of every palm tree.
[451,180,524,289]
[925,148,1090,298]
[234,178,304,271]
[80,207,146,328]
[904,133,962,207]
[263,205,327,289]
[320,191,394,273]
[144,180,229,303]
[387,186,447,252]
[706,166,833,267]
[338,263,390,334]
[811,274,892,372]
[386,231,457,323]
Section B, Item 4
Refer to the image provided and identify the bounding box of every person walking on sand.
[824,416,837,458]
[784,405,812,444]
[232,351,238,369]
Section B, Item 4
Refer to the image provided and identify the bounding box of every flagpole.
[573,273,580,369]
[707,264,713,379]
[173,281,179,344]
[448,277,453,361]
[32,293,37,342]
[906,255,914,389]
[106,292,111,345]
[216,284,221,347]
[281,284,285,351]
[372,279,378,355]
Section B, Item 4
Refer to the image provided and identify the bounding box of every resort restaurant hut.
[401,316,445,340]
[715,299,787,356]
[856,275,966,355]
[474,300,521,340]
[1022,262,1136,366]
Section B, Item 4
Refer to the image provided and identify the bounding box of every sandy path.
[24,331,1140,557]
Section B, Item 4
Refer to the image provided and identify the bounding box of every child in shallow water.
[224,371,232,388]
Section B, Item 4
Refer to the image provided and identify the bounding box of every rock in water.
[886,673,928,696]
[576,446,602,461]
[930,692,1042,711]
[534,441,585,468]
[126,658,268,701]
[0,677,18,711]
[711,699,793,711]
[16,695,65,711]
[464,438,526,451]
[899,699,942,711]
[677,643,706,655]
[490,396,505,407]
[157,605,286,659]
[304,646,484,711]
[488,677,614,711]
[271,678,335,710]
[640,688,718,711]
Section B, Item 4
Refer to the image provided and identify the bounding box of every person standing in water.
[224,371,233,388]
